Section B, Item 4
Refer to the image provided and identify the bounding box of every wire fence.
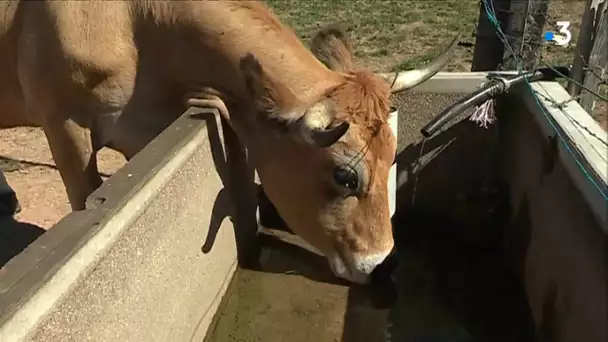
[478,0,607,128]
[480,0,607,200]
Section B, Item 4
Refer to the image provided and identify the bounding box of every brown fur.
[329,71,391,129]
[311,25,390,130]
[0,0,396,282]
[310,25,354,73]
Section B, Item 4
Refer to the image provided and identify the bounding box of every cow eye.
[333,165,359,193]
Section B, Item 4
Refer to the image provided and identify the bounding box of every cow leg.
[42,117,102,211]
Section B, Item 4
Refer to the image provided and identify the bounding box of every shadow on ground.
[1,156,113,178]
[0,218,45,268]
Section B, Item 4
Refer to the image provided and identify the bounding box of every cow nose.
[328,245,395,284]
[370,245,399,284]
[368,245,399,309]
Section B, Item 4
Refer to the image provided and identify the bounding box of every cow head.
[239,26,458,284]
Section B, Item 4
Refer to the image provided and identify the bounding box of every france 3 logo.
[544,21,572,46]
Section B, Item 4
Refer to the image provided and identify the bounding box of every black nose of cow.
[371,245,399,282]
[367,245,399,309]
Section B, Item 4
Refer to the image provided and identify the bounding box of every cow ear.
[310,25,354,73]
[239,53,349,148]
[239,53,303,123]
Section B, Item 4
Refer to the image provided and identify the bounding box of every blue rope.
[482,0,608,201]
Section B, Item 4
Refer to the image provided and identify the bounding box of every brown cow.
[0,1,457,284]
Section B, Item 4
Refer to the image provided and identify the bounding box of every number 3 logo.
[554,21,572,46]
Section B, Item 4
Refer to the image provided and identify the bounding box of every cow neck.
[191,2,342,102]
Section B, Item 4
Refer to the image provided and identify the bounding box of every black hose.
[420,79,507,137]
[420,66,570,138]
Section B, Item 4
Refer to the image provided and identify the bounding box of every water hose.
[420,66,571,138]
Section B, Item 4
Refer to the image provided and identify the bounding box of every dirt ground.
[0,127,126,229]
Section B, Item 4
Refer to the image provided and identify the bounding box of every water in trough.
[204,196,536,342]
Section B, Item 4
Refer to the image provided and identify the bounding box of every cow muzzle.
[327,244,395,284]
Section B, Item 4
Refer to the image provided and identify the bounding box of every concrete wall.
[0,108,258,342]
[393,91,497,215]
[393,76,607,342]
[391,71,522,216]
[497,91,607,342]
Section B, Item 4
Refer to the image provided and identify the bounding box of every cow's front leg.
[42,117,102,211]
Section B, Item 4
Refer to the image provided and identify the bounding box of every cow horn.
[300,121,350,147]
[379,34,461,93]
[295,100,349,147]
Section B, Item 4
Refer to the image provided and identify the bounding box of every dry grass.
[266,0,586,71]
[267,0,479,72]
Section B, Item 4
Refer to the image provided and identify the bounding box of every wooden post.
[568,0,599,96]
[579,0,607,114]
[501,0,551,70]
[471,0,512,71]
[471,0,550,71]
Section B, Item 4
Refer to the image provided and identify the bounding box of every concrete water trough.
[0,72,606,342]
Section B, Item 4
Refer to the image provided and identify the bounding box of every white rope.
[469,98,497,128]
